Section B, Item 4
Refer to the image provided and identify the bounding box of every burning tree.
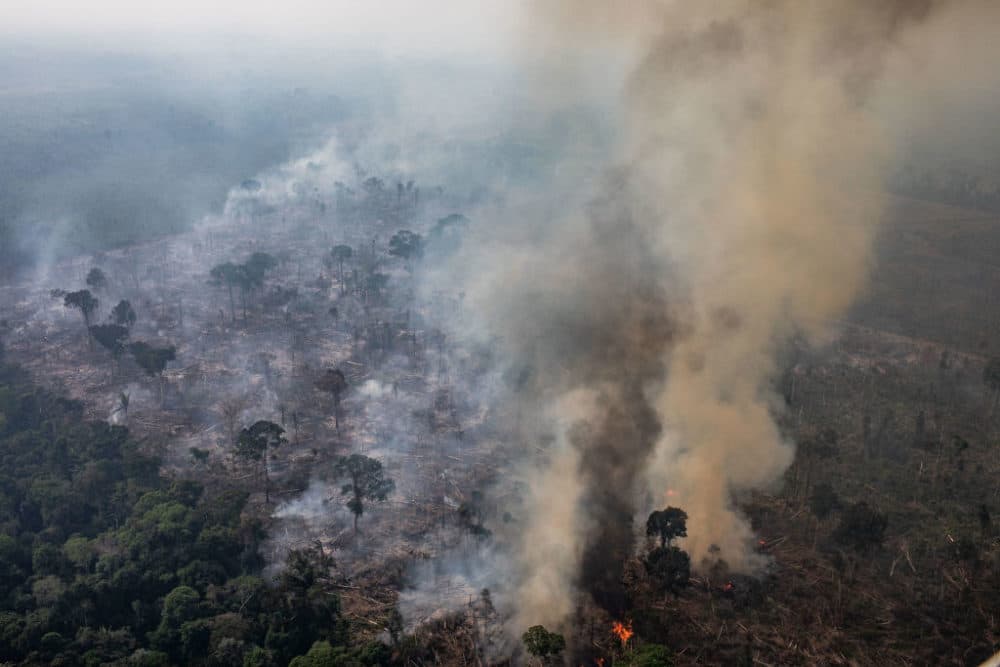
[236,420,287,504]
[646,506,687,548]
[332,454,394,535]
[521,625,565,664]
[612,620,634,646]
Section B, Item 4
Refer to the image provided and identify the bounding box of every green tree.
[245,252,278,286]
[86,267,107,292]
[64,289,99,329]
[150,585,201,659]
[521,625,565,663]
[315,369,348,433]
[646,507,687,548]
[89,323,129,370]
[333,454,394,534]
[129,342,176,377]
[643,546,690,596]
[388,230,423,265]
[128,341,176,404]
[210,262,242,322]
[328,245,353,289]
[112,299,137,329]
[621,644,675,667]
[288,641,351,666]
[236,421,287,504]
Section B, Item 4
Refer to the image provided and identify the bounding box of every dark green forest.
[0,346,387,666]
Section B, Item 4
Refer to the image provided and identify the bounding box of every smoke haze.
[416,0,1000,632]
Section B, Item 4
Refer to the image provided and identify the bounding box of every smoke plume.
[430,0,992,631]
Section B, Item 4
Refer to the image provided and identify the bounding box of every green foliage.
[333,455,395,533]
[112,299,137,329]
[0,360,366,665]
[621,643,675,667]
[85,268,107,291]
[833,501,888,551]
[388,230,423,261]
[210,252,278,321]
[63,290,99,327]
[245,252,278,286]
[315,369,348,402]
[644,546,691,596]
[236,420,286,504]
[128,341,176,377]
[521,625,565,660]
[646,507,688,548]
[236,421,286,463]
[89,323,129,359]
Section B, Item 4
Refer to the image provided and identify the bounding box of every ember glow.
[611,620,634,646]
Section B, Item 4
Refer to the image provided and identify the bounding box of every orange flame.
[596,659,605,667]
[611,620,634,646]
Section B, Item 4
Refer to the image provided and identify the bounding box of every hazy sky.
[0,0,521,58]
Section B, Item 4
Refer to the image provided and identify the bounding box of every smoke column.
[422,0,1000,635]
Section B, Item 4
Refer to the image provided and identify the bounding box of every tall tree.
[521,625,565,664]
[63,289,99,328]
[328,245,353,289]
[236,420,287,504]
[63,289,99,347]
[209,262,241,322]
[85,267,107,292]
[128,341,176,403]
[333,454,394,534]
[89,324,129,373]
[644,546,691,597]
[388,230,423,266]
[315,369,348,433]
[646,507,688,548]
[244,252,278,287]
[111,299,137,329]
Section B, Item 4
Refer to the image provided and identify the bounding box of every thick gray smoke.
[419,0,1000,632]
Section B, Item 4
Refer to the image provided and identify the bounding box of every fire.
[596,659,605,667]
[611,620,634,646]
